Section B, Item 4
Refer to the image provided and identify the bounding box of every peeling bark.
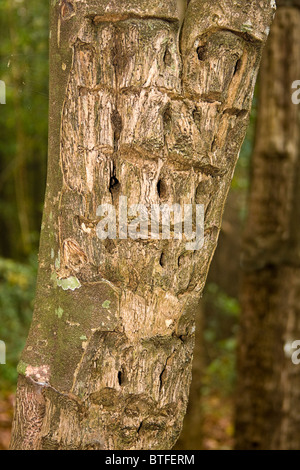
[11,0,274,450]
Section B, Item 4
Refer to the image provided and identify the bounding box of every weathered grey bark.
[235,2,300,450]
[11,0,274,450]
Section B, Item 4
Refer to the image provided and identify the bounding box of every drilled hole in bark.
[159,252,166,268]
[196,45,207,61]
[233,58,242,76]
[157,179,167,199]
[109,162,120,196]
[163,47,172,67]
[118,368,126,386]
[109,175,120,194]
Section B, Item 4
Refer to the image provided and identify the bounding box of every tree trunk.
[173,301,203,450]
[235,1,300,450]
[11,0,274,450]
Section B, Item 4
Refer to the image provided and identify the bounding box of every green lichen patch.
[55,307,64,319]
[17,360,28,376]
[57,276,81,291]
[241,21,253,33]
[102,300,111,309]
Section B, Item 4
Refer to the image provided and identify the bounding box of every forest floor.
[202,394,234,450]
[0,393,234,450]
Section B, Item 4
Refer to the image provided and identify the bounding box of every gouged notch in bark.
[10,0,274,450]
[60,1,75,21]
[92,14,181,25]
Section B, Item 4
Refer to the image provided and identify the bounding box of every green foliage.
[205,283,240,319]
[0,257,37,394]
[202,283,240,396]
[0,0,49,258]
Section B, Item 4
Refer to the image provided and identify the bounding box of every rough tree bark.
[235,0,300,450]
[174,302,203,450]
[11,0,274,450]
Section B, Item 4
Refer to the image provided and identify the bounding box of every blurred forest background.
[0,0,298,450]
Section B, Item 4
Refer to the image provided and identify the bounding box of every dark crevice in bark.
[109,174,120,194]
[178,335,186,343]
[137,421,144,434]
[159,252,167,268]
[163,47,173,67]
[117,368,126,386]
[109,162,121,202]
[159,366,166,392]
[196,45,207,61]
[178,254,184,267]
[233,57,242,76]
[157,179,168,200]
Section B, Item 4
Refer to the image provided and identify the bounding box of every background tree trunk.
[10,0,274,450]
[235,1,300,450]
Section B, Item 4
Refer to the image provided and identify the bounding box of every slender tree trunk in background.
[235,1,300,450]
[10,0,274,450]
